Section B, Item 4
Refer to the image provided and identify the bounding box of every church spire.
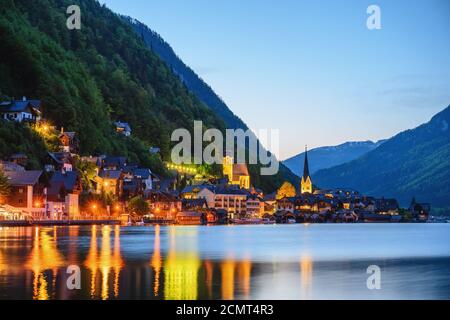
[300,145,313,194]
[303,145,310,180]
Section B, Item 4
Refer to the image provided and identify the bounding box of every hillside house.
[0,98,41,122]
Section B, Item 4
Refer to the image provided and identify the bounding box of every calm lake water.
[0,224,449,300]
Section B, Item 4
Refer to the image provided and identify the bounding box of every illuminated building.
[222,155,250,190]
[300,146,313,194]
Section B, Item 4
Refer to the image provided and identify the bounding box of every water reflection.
[0,225,449,300]
[84,225,123,300]
[164,227,200,300]
[26,227,66,300]
[300,256,313,299]
[150,225,162,297]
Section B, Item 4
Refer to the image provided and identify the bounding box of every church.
[223,154,251,190]
[300,147,313,194]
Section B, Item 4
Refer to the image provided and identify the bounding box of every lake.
[0,224,449,300]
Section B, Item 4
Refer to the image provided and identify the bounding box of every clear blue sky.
[100,0,450,160]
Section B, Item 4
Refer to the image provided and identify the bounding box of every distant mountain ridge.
[283,140,385,176]
[313,105,450,209]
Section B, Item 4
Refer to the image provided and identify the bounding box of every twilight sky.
[100,0,450,160]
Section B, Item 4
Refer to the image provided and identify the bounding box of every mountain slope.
[0,0,296,192]
[122,16,299,191]
[0,0,226,173]
[283,140,384,176]
[124,17,248,131]
[313,106,450,208]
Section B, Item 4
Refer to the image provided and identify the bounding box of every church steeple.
[303,145,310,181]
[300,145,313,194]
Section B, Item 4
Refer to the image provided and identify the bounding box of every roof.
[215,187,248,196]
[132,168,152,179]
[0,99,41,114]
[102,156,127,168]
[48,152,72,164]
[181,184,215,194]
[182,198,208,208]
[115,121,131,132]
[99,170,122,180]
[4,170,42,186]
[233,163,249,176]
[49,171,79,192]
[59,132,76,139]
[0,161,25,172]
[375,198,399,211]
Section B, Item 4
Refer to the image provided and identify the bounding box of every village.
[0,98,431,226]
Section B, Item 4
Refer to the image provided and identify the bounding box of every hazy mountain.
[313,105,450,209]
[283,140,385,176]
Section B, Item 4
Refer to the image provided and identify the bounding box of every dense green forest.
[0,0,297,191]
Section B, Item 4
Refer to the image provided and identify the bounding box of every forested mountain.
[313,105,450,210]
[0,0,224,173]
[123,16,299,190]
[124,17,248,131]
[0,0,296,191]
[283,140,385,176]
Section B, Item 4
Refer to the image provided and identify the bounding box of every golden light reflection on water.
[300,256,313,298]
[221,260,235,300]
[26,227,66,300]
[164,227,200,300]
[84,225,123,300]
[150,225,162,297]
[237,259,252,299]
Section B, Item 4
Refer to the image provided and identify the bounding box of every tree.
[74,156,97,190]
[127,196,149,217]
[276,181,296,200]
[0,170,11,204]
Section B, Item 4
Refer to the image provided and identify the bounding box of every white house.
[0,97,41,122]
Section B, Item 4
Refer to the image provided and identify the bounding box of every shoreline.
[0,220,121,227]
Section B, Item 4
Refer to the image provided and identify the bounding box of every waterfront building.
[213,187,248,219]
[246,194,265,218]
[47,170,82,219]
[409,197,431,222]
[3,170,45,219]
[145,190,182,220]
